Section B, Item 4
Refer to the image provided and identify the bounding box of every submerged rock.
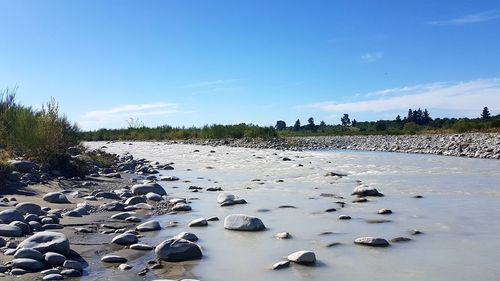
[351,185,383,197]
[354,237,389,247]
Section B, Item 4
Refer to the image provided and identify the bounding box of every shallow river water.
[86,141,500,281]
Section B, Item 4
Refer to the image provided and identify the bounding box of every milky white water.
[85,141,500,281]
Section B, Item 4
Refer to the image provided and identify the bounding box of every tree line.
[275,107,500,135]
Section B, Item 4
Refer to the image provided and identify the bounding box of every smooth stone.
[119,263,133,270]
[111,212,134,220]
[206,216,219,221]
[29,221,42,230]
[390,237,412,243]
[43,192,70,203]
[272,260,290,270]
[60,269,82,277]
[172,203,191,211]
[43,274,64,280]
[136,220,161,232]
[130,243,154,250]
[217,193,236,204]
[287,250,316,264]
[351,185,384,197]
[174,232,199,242]
[12,258,44,271]
[223,214,265,231]
[41,224,64,230]
[103,202,125,211]
[112,233,138,245]
[14,248,43,261]
[124,196,147,205]
[125,216,142,222]
[11,268,29,275]
[354,237,390,247]
[44,252,66,265]
[15,202,43,215]
[0,224,23,237]
[378,208,393,214]
[17,231,70,254]
[41,268,60,275]
[101,255,128,263]
[62,210,82,217]
[131,183,167,196]
[41,217,55,224]
[155,238,202,262]
[338,215,351,220]
[146,192,163,201]
[0,209,24,224]
[74,207,89,216]
[63,259,83,270]
[188,218,208,227]
[94,191,120,200]
[275,232,291,239]
[24,214,40,222]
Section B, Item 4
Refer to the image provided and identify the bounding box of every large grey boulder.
[155,238,202,262]
[354,237,390,247]
[0,224,23,237]
[287,250,316,264]
[0,209,24,224]
[15,202,43,215]
[136,220,161,232]
[131,183,166,196]
[12,258,44,271]
[43,192,70,204]
[17,231,70,255]
[224,214,265,231]
[112,233,138,245]
[351,185,384,197]
[188,218,208,227]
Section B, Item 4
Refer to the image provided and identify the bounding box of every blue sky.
[1,0,500,130]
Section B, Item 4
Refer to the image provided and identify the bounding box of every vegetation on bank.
[0,88,79,167]
[79,123,278,141]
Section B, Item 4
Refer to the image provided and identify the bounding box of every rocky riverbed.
[177,132,500,159]
[1,141,499,281]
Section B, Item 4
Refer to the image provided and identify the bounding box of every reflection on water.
[86,142,500,281]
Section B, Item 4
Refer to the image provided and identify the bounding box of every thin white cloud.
[427,10,500,25]
[299,78,500,117]
[79,102,192,129]
[182,79,241,88]
[361,52,383,63]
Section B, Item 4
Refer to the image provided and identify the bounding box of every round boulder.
[0,209,24,224]
[155,238,202,262]
[15,202,43,215]
[43,192,70,204]
[136,220,161,232]
[287,250,316,264]
[131,183,166,196]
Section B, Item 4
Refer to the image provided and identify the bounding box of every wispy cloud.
[182,79,241,88]
[80,102,191,129]
[427,10,500,25]
[299,78,500,116]
[361,52,383,63]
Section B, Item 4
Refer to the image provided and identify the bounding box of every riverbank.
[174,132,500,159]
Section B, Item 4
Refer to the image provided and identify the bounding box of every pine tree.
[481,107,491,120]
[293,119,301,131]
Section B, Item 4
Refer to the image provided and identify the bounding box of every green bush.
[0,89,79,164]
[452,119,473,133]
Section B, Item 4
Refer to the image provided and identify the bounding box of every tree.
[351,119,357,127]
[395,115,402,123]
[275,120,286,130]
[340,113,350,126]
[319,120,326,131]
[307,117,315,131]
[481,107,491,120]
[423,109,432,124]
[293,119,301,131]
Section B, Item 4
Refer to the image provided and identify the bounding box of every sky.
[1,0,500,130]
